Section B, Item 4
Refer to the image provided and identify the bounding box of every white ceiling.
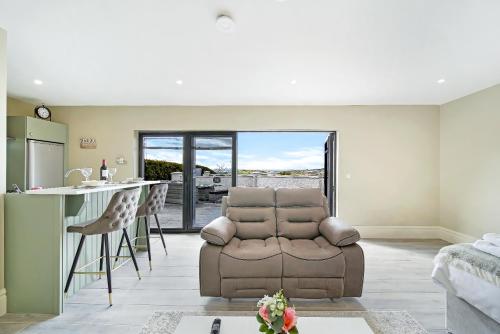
[1,0,500,106]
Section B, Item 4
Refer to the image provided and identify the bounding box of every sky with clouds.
[144,132,329,171]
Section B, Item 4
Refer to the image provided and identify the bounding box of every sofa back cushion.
[227,187,275,207]
[226,187,276,239]
[276,188,328,239]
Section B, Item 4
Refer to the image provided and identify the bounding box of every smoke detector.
[216,15,235,33]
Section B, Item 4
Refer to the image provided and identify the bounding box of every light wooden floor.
[0,235,449,334]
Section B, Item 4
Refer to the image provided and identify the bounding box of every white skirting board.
[355,225,476,244]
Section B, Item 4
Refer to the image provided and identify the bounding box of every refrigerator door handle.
[27,140,36,189]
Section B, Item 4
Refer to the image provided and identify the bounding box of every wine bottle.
[100,159,109,181]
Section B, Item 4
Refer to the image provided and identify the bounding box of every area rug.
[139,310,427,334]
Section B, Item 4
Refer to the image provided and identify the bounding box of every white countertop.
[24,181,161,195]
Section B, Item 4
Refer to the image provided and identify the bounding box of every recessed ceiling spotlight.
[216,15,235,33]
[33,79,43,85]
[437,78,446,84]
[176,80,183,85]
[290,79,297,85]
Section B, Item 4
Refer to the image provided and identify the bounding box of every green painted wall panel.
[5,194,63,314]
[6,138,26,191]
[6,116,26,138]
[26,117,67,144]
[7,116,67,144]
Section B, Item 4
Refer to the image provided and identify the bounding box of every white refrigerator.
[27,140,65,189]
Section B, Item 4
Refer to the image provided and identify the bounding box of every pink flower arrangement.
[256,290,298,334]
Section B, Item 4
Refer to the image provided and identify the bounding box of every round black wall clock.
[34,105,52,121]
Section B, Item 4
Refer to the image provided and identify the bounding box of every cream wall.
[7,97,35,116]
[1,27,8,315]
[440,84,500,238]
[51,105,440,228]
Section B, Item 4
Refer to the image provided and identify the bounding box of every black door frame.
[139,130,337,233]
[324,132,337,216]
[138,131,237,233]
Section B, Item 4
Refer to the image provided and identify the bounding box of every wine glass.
[81,168,93,181]
[108,167,117,183]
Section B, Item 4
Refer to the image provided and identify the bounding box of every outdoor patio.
[155,202,221,229]
[153,174,324,230]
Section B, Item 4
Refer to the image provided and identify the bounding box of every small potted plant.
[256,290,298,334]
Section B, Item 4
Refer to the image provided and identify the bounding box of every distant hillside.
[238,169,323,176]
[144,159,214,180]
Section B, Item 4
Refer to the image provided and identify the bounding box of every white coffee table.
[173,316,374,333]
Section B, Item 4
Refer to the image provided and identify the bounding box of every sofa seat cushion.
[220,237,282,278]
[279,237,345,278]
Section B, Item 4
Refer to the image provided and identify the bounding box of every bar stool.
[64,188,141,306]
[115,183,168,270]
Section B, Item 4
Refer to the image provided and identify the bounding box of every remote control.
[210,318,221,334]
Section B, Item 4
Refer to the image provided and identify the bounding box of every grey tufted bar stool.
[115,183,168,270]
[64,188,141,306]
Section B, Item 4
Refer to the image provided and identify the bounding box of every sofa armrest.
[200,216,236,246]
[319,217,360,246]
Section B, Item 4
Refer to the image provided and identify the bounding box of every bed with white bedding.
[432,243,500,334]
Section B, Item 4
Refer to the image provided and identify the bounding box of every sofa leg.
[330,298,335,302]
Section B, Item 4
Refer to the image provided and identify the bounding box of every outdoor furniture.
[208,188,228,203]
[197,185,214,201]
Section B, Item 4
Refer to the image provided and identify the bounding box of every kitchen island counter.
[5,182,158,315]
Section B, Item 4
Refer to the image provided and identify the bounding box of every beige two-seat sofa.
[199,187,364,299]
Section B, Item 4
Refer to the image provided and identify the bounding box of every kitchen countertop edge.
[23,181,161,195]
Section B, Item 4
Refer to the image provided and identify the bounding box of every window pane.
[194,137,232,150]
[193,136,233,229]
[143,137,183,149]
[237,132,327,190]
[143,135,184,229]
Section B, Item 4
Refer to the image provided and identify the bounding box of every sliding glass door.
[140,131,336,233]
[191,135,236,228]
[139,132,236,232]
[141,135,185,229]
